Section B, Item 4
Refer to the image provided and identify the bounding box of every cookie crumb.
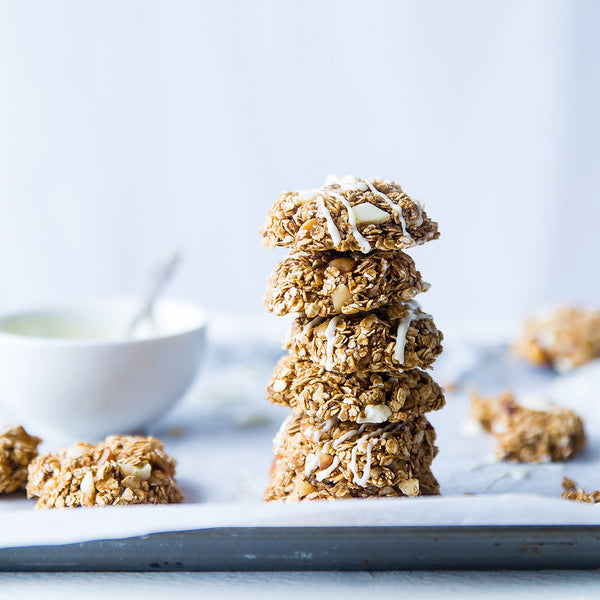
[561,477,600,504]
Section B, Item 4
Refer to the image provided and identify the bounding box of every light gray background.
[0,0,598,328]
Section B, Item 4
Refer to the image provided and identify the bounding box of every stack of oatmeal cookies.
[261,175,444,501]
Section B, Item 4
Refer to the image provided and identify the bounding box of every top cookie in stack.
[261,175,444,502]
[261,175,439,254]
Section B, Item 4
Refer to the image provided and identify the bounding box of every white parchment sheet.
[2,315,600,549]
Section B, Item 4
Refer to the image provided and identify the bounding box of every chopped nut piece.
[352,202,392,225]
[331,283,352,312]
[327,257,356,273]
[471,392,585,463]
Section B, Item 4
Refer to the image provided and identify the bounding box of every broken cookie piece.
[471,392,585,463]
[513,306,600,372]
[0,426,42,494]
[26,434,183,508]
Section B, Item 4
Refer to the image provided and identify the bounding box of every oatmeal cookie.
[513,306,600,372]
[269,412,438,500]
[265,250,428,318]
[261,175,439,253]
[561,477,600,504]
[264,455,439,501]
[26,434,183,508]
[0,426,41,494]
[471,392,586,463]
[286,301,442,374]
[266,355,445,423]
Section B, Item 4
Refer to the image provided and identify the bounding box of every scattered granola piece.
[561,477,600,504]
[513,306,600,372]
[0,426,42,493]
[265,412,439,502]
[471,392,586,463]
[26,434,183,508]
[286,301,443,374]
[261,176,439,253]
[265,250,428,318]
[266,355,445,423]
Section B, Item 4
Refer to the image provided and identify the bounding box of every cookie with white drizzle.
[264,455,439,501]
[266,412,438,500]
[265,250,429,318]
[285,301,442,374]
[261,175,439,253]
[266,355,445,423]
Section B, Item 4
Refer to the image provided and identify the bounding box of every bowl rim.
[0,296,208,347]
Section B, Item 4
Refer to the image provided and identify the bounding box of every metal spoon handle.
[125,250,181,338]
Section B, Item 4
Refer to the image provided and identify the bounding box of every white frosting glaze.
[349,442,373,487]
[315,456,340,482]
[332,424,366,449]
[316,196,341,247]
[320,418,337,433]
[393,300,432,366]
[328,190,371,254]
[324,316,340,371]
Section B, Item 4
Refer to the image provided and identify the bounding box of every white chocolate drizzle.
[328,190,371,254]
[316,196,341,247]
[300,315,323,338]
[350,442,373,486]
[315,456,340,482]
[332,424,366,449]
[320,418,337,433]
[324,316,340,371]
[393,300,432,366]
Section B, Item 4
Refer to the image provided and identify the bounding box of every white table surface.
[2,571,600,599]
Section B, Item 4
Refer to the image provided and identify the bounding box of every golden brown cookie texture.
[26,435,183,508]
[266,355,445,423]
[471,392,586,463]
[261,176,439,253]
[513,306,600,372]
[0,426,42,494]
[286,302,442,374]
[264,456,439,502]
[265,250,428,318]
[265,412,439,502]
[561,477,600,504]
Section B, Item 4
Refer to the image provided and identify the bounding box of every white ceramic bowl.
[0,298,207,440]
